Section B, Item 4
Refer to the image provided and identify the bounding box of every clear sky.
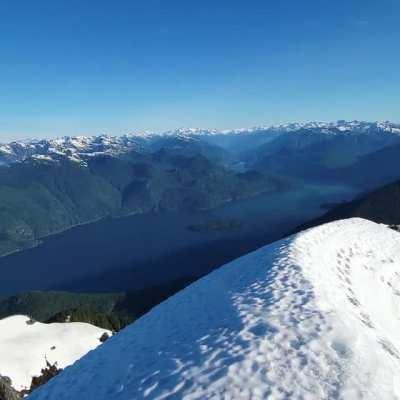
[0,0,399,142]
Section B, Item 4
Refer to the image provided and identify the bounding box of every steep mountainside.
[0,159,120,256]
[28,219,400,400]
[295,179,400,232]
[249,124,400,184]
[334,143,400,190]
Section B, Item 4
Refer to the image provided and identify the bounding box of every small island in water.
[188,218,243,233]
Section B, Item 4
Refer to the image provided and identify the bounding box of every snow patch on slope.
[28,218,400,399]
[0,315,110,391]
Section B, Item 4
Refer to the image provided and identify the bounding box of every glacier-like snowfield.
[29,218,400,399]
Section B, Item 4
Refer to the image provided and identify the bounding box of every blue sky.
[0,0,399,141]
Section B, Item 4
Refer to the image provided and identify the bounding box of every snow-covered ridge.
[29,219,400,399]
[0,135,142,166]
[1,120,399,167]
[164,120,400,135]
[0,315,110,392]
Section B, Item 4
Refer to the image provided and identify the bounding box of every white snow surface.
[0,315,110,391]
[29,218,400,399]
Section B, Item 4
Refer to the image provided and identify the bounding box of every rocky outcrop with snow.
[28,218,400,399]
[0,316,110,392]
[1,121,399,167]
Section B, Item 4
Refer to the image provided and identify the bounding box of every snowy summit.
[28,218,400,399]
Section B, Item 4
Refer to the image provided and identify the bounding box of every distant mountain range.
[1,121,399,166]
[0,120,399,259]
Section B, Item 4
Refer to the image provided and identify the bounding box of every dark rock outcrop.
[0,376,20,400]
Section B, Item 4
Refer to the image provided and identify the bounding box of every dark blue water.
[0,184,356,296]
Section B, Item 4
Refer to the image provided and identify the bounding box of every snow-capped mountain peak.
[1,120,399,167]
[0,134,141,166]
[28,218,400,400]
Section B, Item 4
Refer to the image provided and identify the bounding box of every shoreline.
[0,214,110,260]
[0,185,285,260]
[0,180,348,262]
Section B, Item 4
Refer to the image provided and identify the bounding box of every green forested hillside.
[0,152,283,257]
[0,291,124,321]
[0,277,195,331]
[45,307,130,332]
[0,160,120,256]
